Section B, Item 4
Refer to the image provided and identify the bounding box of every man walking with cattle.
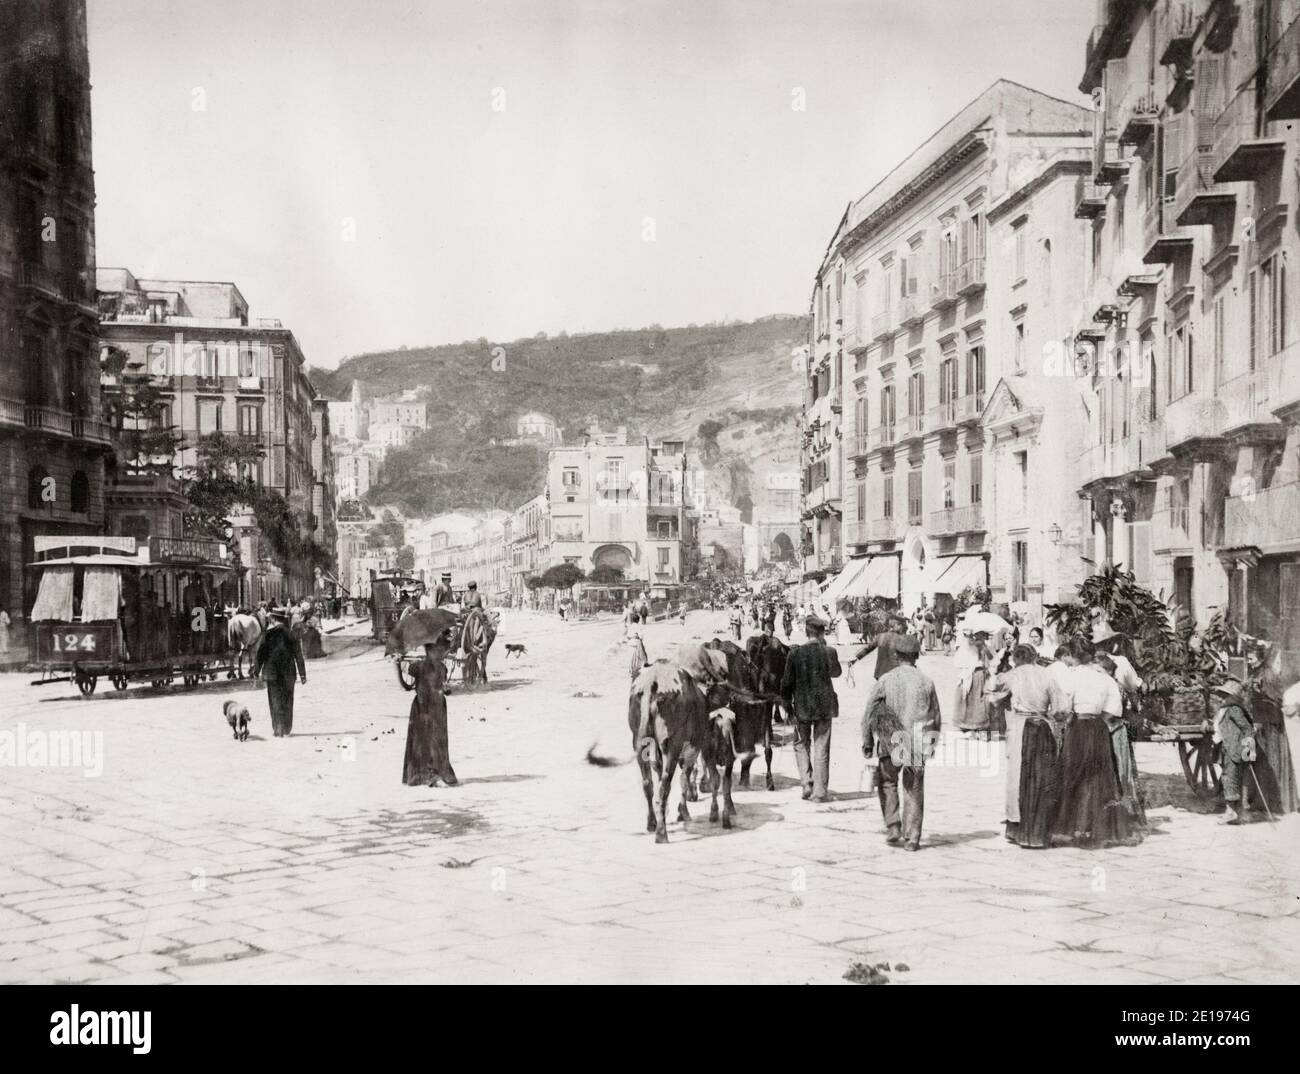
[862,633,941,851]
[780,614,842,802]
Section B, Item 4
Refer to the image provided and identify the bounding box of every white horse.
[227,612,263,679]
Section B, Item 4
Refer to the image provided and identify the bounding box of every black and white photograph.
[0,0,1298,1018]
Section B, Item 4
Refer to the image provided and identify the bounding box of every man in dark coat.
[253,610,307,737]
[848,613,907,680]
[780,615,842,802]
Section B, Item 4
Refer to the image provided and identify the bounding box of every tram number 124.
[51,633,97,653]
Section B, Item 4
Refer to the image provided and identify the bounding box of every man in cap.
[252,607,307,737]
[1212,680,1256,826]
[433,572,453,607]
[780,614,842,802]
[463,581,484,612]
[862,633,940,850]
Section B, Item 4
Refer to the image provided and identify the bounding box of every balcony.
[17,262,58,296]
[1265,12,1300,120]
[899,293,925,328]
[1164,390,1227,458]
[844,520,870,547]
[928,504,985,536]
[1172,141,1233,226]
[871,309,894,341]
[1074,176,1108,219]
[848,432,869,459]
[1159,0,1199,68]
[898,412,926,443]
[1152,504,1192,553]
[927,401,957,433]
[1118,82,1160,145]
[931,271,958,310]
[956,256,985,295]
[1224,479,1300,550]
[869,424,896,451]
[1266,338,1300,419]
[237,376,263,392]
[868,517,901,542]
[0,399,112,445]
[953,392,985,425]
[1212,86,1285,183]
[1141,194,1192,263]
[1093,133,1128,185]
[845,324,869,354]
[804,481,839,512]
[1215,366,1284,443]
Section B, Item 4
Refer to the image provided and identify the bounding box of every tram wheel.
[112,674,129,691]
[76,672,98,696]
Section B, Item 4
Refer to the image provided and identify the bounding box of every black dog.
[504,643,527,658]
[223,700,252,741]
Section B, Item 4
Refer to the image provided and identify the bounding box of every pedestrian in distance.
[252,608,307,737]
[780,614,842,802]
[862,634,940,851]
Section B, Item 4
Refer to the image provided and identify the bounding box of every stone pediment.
[981,377,1043,437]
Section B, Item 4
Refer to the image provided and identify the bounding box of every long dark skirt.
[1110,719,1148,832]
[403,689,457,786]
[1247,723,1300,814]
[954,669,989,732]
[1017,717,1060,848]
[266,675,295,737]
[1052,714,1141,848]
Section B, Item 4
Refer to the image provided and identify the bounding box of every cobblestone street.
[1,610,1297,985]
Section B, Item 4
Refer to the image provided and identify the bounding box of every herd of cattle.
[628,634,790,843]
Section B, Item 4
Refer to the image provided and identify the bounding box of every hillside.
[308,315,808,518]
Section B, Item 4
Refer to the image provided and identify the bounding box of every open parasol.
[384,608,459,656]
[959,609,1011,636]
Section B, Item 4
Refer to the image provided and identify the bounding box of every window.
[1254,253,1288,361]
[239,348,256,378]
[238,403,261,436]
[1013,222,1026,280]
[970,453,983,505]
[70,471,89,513]
[908,371,925,422]
[943,460,955,509]
[907,469,923,524]
[1185,326,1194,395]
[28,465,49,510]
[856,480,866,522]
[882,474,893,520]
[1013,319,1025,373]
[1016,451,1029,512]
[854,395,867,447]
[657,519,673,538]
[1213,296,1226,386]
[562,467,580,487]
[939,355,959,416]
[880,384,896,431]
[1011,540,1029,603]
[198,398,222,434]
[965,345,986,398]
[657,547,671,569]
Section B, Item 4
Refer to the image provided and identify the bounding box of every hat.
[468,581,478,589]
[804,615,827,631]
[1212,679,1244,700]
[895,634,921,656]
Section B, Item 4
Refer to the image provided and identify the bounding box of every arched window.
[70,471,89,513]
[28,466,49,510]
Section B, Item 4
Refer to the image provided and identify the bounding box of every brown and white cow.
[628,660,707,843]
[705,637,783,791]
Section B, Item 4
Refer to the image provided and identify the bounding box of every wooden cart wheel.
[111,674,129,691]
[394,658,415,691]
[1177,735,1222,799]
[76,670,98,696]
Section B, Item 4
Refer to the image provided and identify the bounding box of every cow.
[703,707,739,829]
[747,631,791,732]
[629,660,707,843]
[704,637,782,791]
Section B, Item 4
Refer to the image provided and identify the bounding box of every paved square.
[1,610,1297,984]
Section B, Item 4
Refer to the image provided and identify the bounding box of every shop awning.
[924,554,988,596]
[843,555,900,601]
[820,557,869,605]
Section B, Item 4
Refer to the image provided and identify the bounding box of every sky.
[87,0,1095,369]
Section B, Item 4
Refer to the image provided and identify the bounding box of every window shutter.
[1130,521,1152,585]
[1162,113,1182,200]
[1194,56,1222,158]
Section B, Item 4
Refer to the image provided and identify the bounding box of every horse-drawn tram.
[27,535,237,695]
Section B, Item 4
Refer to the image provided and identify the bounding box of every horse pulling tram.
[26,536,237,695]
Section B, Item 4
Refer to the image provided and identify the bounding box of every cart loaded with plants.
[1045,564,1234,800]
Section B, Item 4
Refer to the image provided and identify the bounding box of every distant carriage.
[369,569,422,643]
[26,536,237,695]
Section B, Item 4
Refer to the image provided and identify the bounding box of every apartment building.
[310,399,338,584]
[1076,0,1300,673]
[811,80,1093,615]
[98,269,326,598]
[507,493,547,604]
[0,0,114,623]
[335,449,376,502]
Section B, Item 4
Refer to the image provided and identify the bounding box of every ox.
[703,706,740,829]
[705,637,783,791]
[629,660,707,843]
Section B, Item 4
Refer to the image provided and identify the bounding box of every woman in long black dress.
[403,639,458,787]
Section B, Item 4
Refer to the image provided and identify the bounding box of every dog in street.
[223,700,252,741]
[504,643,527,658]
